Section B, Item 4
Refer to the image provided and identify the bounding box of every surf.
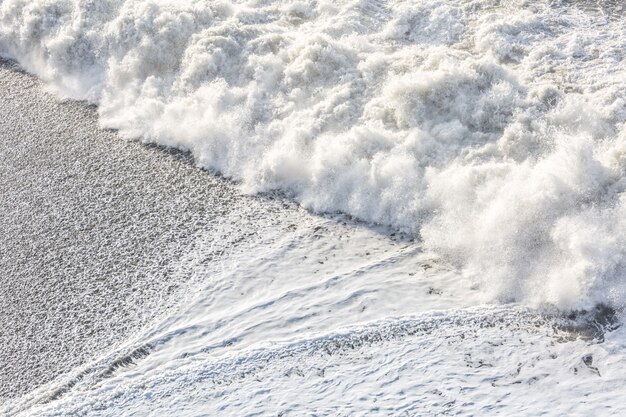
[1,0,625,310]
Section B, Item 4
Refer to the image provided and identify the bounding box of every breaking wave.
[1,0,625,309]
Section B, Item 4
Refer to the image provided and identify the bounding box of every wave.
[1,0,625,309]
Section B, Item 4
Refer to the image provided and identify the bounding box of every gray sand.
[0,59,277,401]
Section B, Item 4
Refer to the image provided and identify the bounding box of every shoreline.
[0,59,247,400]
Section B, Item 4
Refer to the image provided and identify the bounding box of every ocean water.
[1,0,625,415]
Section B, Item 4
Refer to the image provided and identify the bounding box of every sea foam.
[1,0,625,309]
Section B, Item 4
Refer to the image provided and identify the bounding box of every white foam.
[1,0,625,309]
[16,307,626,417]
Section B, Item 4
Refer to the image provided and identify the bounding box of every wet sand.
[0,59,247,401]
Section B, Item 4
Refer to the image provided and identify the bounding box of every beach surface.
[0,58,247,400]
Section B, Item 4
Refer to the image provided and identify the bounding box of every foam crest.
[1,0,625,308]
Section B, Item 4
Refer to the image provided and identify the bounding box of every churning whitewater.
[1,0,625,310]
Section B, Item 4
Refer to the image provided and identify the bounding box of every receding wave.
[1,0,625,309]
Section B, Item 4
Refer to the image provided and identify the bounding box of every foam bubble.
[1,0,624,309]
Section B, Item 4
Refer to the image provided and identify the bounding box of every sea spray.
[1,0,624,308]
